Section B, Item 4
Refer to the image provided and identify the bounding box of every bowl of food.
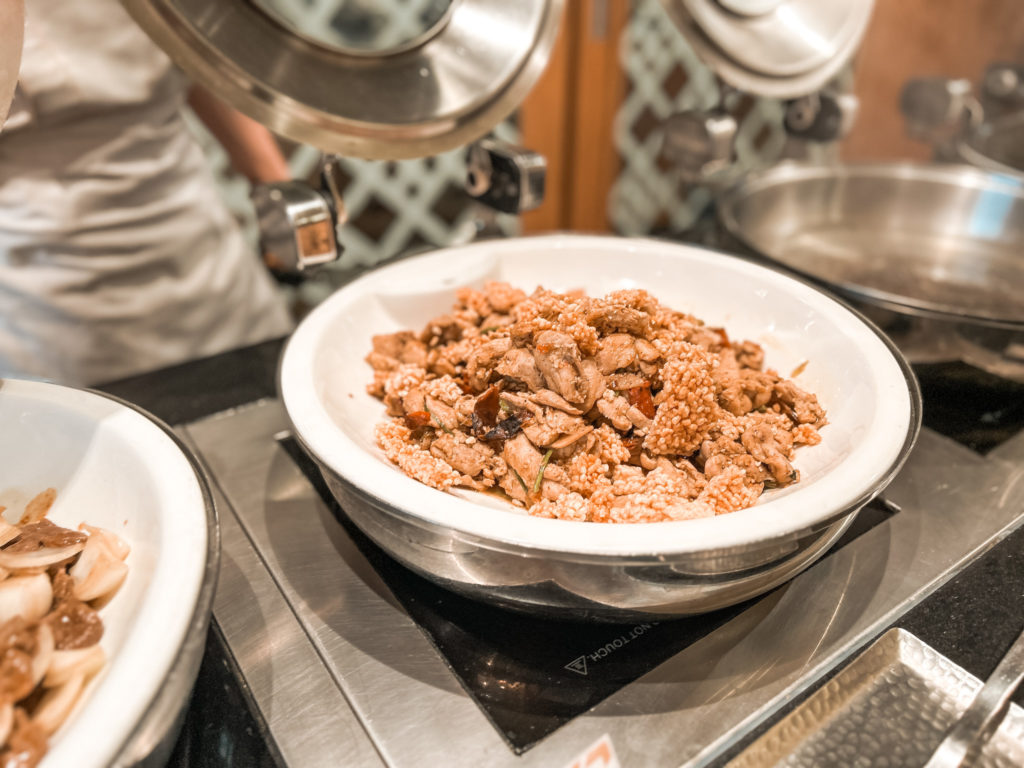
[280,235,919,620]
[0,378,218,766]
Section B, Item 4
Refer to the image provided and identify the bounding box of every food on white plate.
[0,489,129,767]
[367,282,827,523]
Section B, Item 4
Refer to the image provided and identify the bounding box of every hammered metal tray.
[728,629,1024,768]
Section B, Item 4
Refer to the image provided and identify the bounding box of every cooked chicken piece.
[580,359,606,412]
[371,331,429,368]
[532,330,588,404]
[402,388,426,415]
[502,433,543,485]
[587,304,650,335]
[484,281,528,313]
[429,433,494,477]
[635,338,660,363]
[773,380,827,428]
[455,286,493,318]
[716,367,777,416]
[595,334,637,374]
[531,389,583,415]
[518,402,588,448]
[552,430,598,462]
[365,351,398,374]
[637,360,659,378]
[424,396,460,433]
[735,340,765,370]
[419,315,467,346]
[496,348,546,391]
[700,435,771,484]
[465,337,511,391]
[666,457,707,498]
[522,419,559,447]
[741,414,797,485]
[606,372,647,391]
[685,325,729,354]
[381,365,427,416]
[499,471,529,503]
[454,395,477,423]
[596,392,634,432]
[549,425,594,451]
[480,313,513,331]
[544,408,589,438]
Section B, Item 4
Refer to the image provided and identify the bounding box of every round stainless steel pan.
[718,163,1024,331]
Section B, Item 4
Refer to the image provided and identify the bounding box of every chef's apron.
[0,0,294,386]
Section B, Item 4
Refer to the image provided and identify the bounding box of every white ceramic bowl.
[0,378,218,766]
[280,235,919,618]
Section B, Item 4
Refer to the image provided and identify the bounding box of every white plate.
[281,235,916,556]
[0,378,213,767]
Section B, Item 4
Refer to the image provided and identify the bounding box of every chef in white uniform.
[0,0,295,385]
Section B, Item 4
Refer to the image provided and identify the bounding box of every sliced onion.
[69,538,128,603]
[77,524,130,561]
[0,542,85,572]
[45,645,105,688]
[31,672,84,736]
[0,701,12,746]
[0,574,52,625]
[29,622,54,691]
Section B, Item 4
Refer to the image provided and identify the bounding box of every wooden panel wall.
[520,0,629,233]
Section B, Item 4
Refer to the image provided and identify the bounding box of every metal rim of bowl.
[120,0,563,159]
[278,233,921,566]
[717,161,1024,331]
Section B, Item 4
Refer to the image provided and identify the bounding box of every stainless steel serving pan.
[279,235,920,621]
[718,162,1024,380]
[718,162,1024,331]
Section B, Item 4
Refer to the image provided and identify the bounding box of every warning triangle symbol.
[565,656,588,675]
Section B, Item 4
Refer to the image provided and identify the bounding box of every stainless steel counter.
[176,398,1024,767]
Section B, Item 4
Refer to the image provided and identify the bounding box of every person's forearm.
[187,85,291,185]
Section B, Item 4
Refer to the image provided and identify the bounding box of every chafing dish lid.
[119,0,562,159]
[659,0,874,98]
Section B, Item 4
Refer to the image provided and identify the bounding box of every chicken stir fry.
[368,282,826,523]
[0,489,129,767]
